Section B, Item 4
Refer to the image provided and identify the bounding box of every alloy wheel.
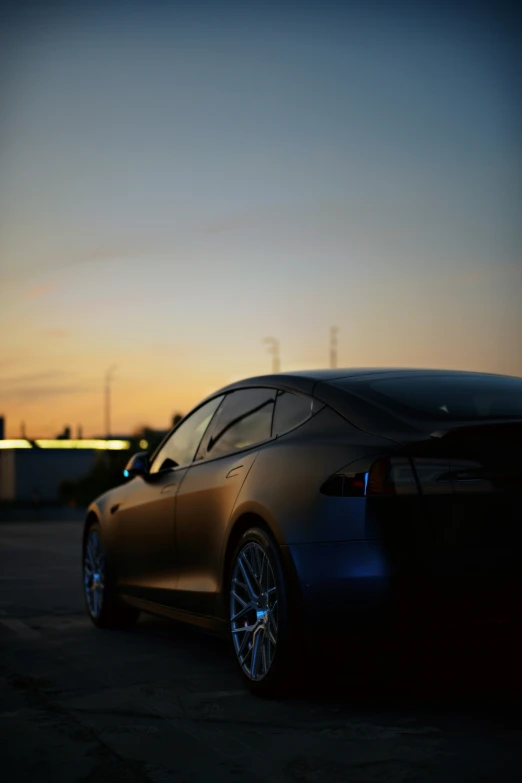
[230,541,278,681]
[84,529,106,619]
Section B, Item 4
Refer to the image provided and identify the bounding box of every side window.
[272,391,312,436]
[196,388,276,460]
[149,395,224,473]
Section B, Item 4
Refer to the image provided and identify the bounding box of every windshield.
[347,374,522,422]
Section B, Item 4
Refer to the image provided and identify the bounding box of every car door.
[174,388,276,615]
[118,395,224,607]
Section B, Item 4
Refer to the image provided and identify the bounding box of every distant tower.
[21,421,26,438]
[329,326,339,369]
[263,337,281,373]
[77,424,83,439]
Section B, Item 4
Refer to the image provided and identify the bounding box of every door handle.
[226,465,243,479]
[160,482,178,494]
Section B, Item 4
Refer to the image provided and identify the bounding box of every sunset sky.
[1,0,521,438]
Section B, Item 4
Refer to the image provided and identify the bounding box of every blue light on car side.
[349,554,386,578]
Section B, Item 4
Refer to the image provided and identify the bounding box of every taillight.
[410,457,452,495]
[320,473,366,497]
[367,457,418,495]
[412,458,494,494]
[321,455,496,497]
[321,457,418,497]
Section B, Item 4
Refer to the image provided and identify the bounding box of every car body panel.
[115,467,189,605]
[174,449,259,615]
[230,406,399,546]
[84,368,522,639]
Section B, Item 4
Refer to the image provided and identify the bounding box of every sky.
[1,0,521,438]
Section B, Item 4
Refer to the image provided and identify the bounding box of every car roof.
[216,367,510,396]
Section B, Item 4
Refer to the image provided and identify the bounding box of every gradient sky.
[1,0,521,437]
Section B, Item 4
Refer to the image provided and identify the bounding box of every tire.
[83,521,140,629]
[228,527,303,697]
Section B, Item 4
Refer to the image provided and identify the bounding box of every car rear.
[300,371,522,642]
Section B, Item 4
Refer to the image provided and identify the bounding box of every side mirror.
[123,451,149,478]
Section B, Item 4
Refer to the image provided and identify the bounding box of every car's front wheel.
[229,527,301,696]
[83,522,139,629]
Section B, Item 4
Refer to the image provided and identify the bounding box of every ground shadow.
[130,612,522,715]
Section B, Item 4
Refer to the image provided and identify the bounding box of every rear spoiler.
[431,420,522,440]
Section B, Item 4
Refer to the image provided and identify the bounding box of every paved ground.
[1,521,522,782]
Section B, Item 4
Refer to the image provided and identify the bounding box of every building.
[0,438,131,506]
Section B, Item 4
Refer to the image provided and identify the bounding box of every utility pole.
[329,326,339,369]
[263,337,280,373]
[104,364,117,438]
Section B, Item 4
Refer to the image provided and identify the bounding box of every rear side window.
[272,391,312,436]
[196,388,276,460]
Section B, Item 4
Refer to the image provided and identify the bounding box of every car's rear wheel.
[83,522,139,629]
[229,527,302,696]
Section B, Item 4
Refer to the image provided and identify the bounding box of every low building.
[0,439,131,506]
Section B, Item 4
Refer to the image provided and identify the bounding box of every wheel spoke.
[251,630,263,677]
[238,628,251,658]
[261,633,268,676]
[92,533,101,555]
[242,550,262,593]
[231,604,251,622]
[231,623,257,634]
[86,546,96,571]
[267,607,278,642]
[238,556,258,602]
[253,546,263,582]
[259,552,266,591]
[231,584,248,606]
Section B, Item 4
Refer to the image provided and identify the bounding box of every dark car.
[83,368,522,694]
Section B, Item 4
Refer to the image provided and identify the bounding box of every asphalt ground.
[1,520,522,782]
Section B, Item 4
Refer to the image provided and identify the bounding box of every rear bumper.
[286,541,391,621]
[286,539,522,636]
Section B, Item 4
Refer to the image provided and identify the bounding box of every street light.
[104,364,117,438]
[263,337,280,373]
